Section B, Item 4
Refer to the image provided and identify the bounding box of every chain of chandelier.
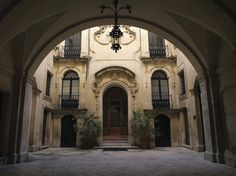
[100,0,131,53]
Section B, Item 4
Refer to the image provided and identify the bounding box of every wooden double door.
[103,87,128,136]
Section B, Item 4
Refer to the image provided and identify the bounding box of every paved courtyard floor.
[0,147,235,176]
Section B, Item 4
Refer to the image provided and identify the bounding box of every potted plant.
[130,111,154,149]
[74,112,101,149]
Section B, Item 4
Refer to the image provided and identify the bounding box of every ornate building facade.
[29,26,204,152]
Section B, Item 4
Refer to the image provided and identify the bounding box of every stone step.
[104,138,127,140]
[103,139,129,145]
[103,136,129,145]
[99,135,137,150]
[102,142,130,146]
[95,145,138,149]
[103,136,128,140]
[103,141,129,143]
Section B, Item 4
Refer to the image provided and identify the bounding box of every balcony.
[60,94,79,108]
[152,95,172,109]
[149,45,167,58]
[54,45,81,58]
[63,45,81,58]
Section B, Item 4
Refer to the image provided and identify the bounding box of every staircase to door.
[101,87,136,150]
[103,135,129,146]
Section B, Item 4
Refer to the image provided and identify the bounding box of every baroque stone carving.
[94,25,136,46]
[54,57,90,79]
[112,72,119,80]
[141,57,177,73]
[121,25,136,45]
[92,66,138,98]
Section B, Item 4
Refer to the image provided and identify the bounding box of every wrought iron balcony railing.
[149,45,167,58]
[54,45,81,58]
[152,94,171,109]
[60,94,79,108]
[63,45,81,58]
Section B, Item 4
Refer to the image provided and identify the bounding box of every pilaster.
[6,71,34,164]
[197,72,225,163]
[217,51,236,167]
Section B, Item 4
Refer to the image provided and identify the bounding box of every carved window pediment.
[95,66,135,78]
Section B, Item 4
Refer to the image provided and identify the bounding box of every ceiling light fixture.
[100,0,131,53]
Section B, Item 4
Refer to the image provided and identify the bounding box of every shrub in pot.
[74,112,101,149]
[130,111,154,149]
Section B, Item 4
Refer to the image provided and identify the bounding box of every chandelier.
[100,0,131,53]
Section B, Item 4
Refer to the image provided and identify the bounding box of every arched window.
[61,71,79,108]
[151,71,170,109]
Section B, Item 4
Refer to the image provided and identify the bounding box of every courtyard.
[0,147,235,176]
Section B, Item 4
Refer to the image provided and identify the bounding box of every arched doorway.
[155,115,171,147]
[61,115,77,147]
[103,87,128,137]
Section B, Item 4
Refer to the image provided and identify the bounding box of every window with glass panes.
[64,32,81,57]
[61,71,79,108]
[151,71,170,109]
[148,32,166,58]
[45,72,52,96]
[178,70,186,96]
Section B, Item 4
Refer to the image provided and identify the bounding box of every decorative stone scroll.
[94,25,136,46]
[141,57,177,73]
[54,57,90,79]
[92,66,138,98]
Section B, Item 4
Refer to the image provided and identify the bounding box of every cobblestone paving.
[0,147,235,176]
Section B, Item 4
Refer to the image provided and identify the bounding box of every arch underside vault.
[0,0,235,167]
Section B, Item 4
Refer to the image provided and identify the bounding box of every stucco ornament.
[141,57,177,73]
[92,66,138,98]
[94,25,136,46]
[92,82,101,98]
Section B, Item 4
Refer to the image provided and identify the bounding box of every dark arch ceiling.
[0,0,235,75]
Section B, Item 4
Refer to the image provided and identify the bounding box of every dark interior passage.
[61,115,77,147]
[155,115,171,147]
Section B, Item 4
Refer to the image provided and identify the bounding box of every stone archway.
[0,0,235,166]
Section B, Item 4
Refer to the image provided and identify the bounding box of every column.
[198,72,226,163]
[6,71,34,164]
[218,52,236,167]
[28,78,41,152]
[191,86,205,152]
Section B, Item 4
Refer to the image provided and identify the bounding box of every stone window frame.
[45,71,53,97]
[178,69,187,97]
